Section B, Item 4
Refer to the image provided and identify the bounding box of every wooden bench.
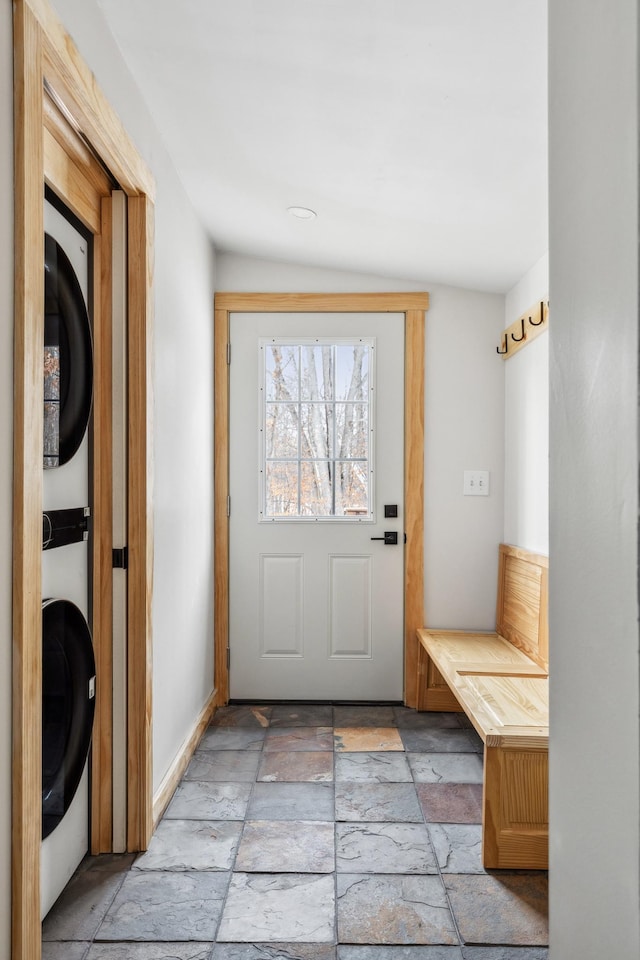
[416,543,549,870]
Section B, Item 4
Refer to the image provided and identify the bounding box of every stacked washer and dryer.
[41,192,97,918]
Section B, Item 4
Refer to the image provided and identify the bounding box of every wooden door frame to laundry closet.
[13,2,155,957]
[214,292,428,708]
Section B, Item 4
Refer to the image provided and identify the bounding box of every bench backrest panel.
[495,544,549,670]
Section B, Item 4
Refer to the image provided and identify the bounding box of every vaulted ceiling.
[95,0,547,293]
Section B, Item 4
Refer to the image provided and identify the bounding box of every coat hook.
[511,317,526,342]
[496,334,508,355]
[529,301,545,326]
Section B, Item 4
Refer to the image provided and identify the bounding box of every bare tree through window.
[261,340,372,518]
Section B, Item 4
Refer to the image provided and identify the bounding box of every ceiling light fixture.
[287,205,317,221]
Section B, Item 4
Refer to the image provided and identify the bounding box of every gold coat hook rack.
[497,299,549,359]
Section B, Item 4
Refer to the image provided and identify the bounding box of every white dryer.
[41,194,96,918]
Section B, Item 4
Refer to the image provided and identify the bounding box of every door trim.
[13,2,155,956]
[214,292,428,707]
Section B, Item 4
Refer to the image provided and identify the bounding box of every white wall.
[217,253,505,630]
[0,1,14,953]
[504,253,549,553]
[424,285,505,627]
[549,1,640,957]
[148,176,216,792]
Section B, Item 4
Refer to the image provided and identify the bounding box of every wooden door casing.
[214,292,427,709]
[13,2,155,956]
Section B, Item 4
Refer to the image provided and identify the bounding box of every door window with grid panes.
[260,339,374,520]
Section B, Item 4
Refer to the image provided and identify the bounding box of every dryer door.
[44,232,93,469]
[42,598,96,840]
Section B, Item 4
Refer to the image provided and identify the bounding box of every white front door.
[229,312,404,701]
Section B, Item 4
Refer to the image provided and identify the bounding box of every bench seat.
[457,673,549,740]
[416,628,548,712]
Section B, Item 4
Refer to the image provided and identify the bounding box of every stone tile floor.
[42,704,549,959]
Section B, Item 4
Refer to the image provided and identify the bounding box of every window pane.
[265,403,299,458]
[265,461,299,516]
[335,461,369,516]
[335,402,368,460]
[300,403,333,460]
[265,345,299,401]
[300,461,333,516]
[335,344,369,402]
[301,345,333,400]
[261,339,373,520]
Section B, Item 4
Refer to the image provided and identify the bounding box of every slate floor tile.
[211,704,272,727]
[335,751,412,782]
[236,820,335,873]
[86,945,214,959]
[408,753,483,784]
[428,823,484,873]
[199,727,266,751]
[399,729,478,754]
[133,819,242,871]
[42,944,91,960]
[213,944,337,959]
[257,750,334,782]
[461,950,548,960]
[444,873,549,945]
[336,874,458,945]
[336,822,437,874]
[247,782,335,821]
[465,730,484,754]
[265,726,334,751]
[338,948,464,959]
[334,727,404,752]
[393,708,464,730]
[42,855,134,941]
[217,873,335,943]
[270,704,334,727]
[335,782,422,822]
[97,870,229,941]
[164,780,251,820]
[333,705,396,727]
[416,783,483,824]
[185,750,261,782]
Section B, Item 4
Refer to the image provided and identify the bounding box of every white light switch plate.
[463,470,490,496]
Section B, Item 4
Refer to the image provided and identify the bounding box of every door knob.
[370,531,398,545]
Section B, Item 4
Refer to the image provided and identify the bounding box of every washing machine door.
[42,599,96,840]
[44,232,93,468]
